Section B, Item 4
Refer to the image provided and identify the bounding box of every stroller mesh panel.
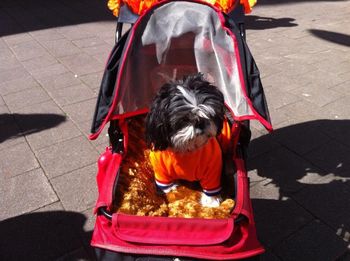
[113,2,253,118]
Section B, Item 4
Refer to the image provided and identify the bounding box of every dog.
[145,73,227,207]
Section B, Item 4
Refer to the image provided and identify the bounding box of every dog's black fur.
[145,73,225,151]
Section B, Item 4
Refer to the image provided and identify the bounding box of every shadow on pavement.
[309,29,350,47]
[0,0,115,37]
[245,15,298,30]
[0,113,66,143]
[248,120,350,259]
[0,211,95,260]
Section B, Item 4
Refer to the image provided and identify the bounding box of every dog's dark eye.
[195,119,208,130]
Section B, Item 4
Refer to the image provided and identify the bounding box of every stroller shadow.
[0,113,66,143]
[0,0,115,37]
[245,15,298,30]
[309,29,350,47]
[0,211,94,260]
[247,120,350,258]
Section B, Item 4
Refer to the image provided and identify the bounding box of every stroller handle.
[98,207,113,220]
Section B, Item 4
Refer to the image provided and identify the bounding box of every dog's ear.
[145,85,171,150]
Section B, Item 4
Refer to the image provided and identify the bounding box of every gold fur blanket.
[112,115,235,219]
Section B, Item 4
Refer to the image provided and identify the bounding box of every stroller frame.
[90,1,271,260]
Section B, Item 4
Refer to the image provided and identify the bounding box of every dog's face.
[146,74,225,152]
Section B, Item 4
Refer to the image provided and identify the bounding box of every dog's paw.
[159,183,178,194]
[200,193,222,207]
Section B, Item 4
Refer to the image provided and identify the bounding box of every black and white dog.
[146,73,226,207]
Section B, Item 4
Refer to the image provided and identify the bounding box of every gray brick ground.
[51,164,98,212]
[0,0,349,260]
[36,135,99,179]
[0,168,58,220]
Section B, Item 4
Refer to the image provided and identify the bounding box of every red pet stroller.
[89,0,272,260]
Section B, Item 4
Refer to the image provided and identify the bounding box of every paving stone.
[276,100,326,123]
[57,25,96,41]
[284,49,339,66]
[34,201,64,213]
[0,76,40,96]
[13,101,82,150]
[337,250,350,261]
[0,210,84,260]
[0,66,30,83]
[268,108,291,127]
[21,54,58,72]
[82,43,113,57]
[42,38,82,57]
[29,28,65,42]
[59,53,104,76]
[331,81,350,95]
[63,98,97,124]
[36,136,99,179]
[289,85,344,107]
[36,71,83,91]
[303,139,350,175]
[51,164,97,212]
[82,208,96,234]
[30,63,69,79]
[269,120,332,156]
[3,85,51,111]
[318,119,350,148]
[252,195,313,248]
[274,220,348,261]
[321,96,350,120]
[10,40,49,61]
[0,45,14,60]
[0,142,40,178]
[274,60,318,77]
[56,247,91,261]
[264,87,300,110]
[259,249,280,261]
[0,168,58,220]
[261,72,306,92]
[72,37,107,48]
[338,71,350,82]
[79,71,104,91]
[49,83,97,106]
[293,69,347,90]
[255,60,283,79]
[2,32,33,46]
[313,59,350,75]
[248,146,324,194]
[0,55,21,72]
[0,115,25,151]
[294,179,350,238]
[248,131,280,159]
[0,39,7,49]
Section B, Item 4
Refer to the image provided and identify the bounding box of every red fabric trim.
[219,13,273,131]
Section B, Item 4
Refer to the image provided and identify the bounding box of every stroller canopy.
[90,1,271,139]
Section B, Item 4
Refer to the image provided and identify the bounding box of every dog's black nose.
[195,119,208,131]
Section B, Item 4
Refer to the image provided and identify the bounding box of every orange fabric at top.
[107,0,256,17]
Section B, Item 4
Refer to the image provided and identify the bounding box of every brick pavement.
[0,0,349,260]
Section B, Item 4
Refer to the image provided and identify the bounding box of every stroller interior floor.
[112,115,235,219]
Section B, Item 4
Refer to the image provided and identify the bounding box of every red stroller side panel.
[94,148,122,212]
[91,153,264,260]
